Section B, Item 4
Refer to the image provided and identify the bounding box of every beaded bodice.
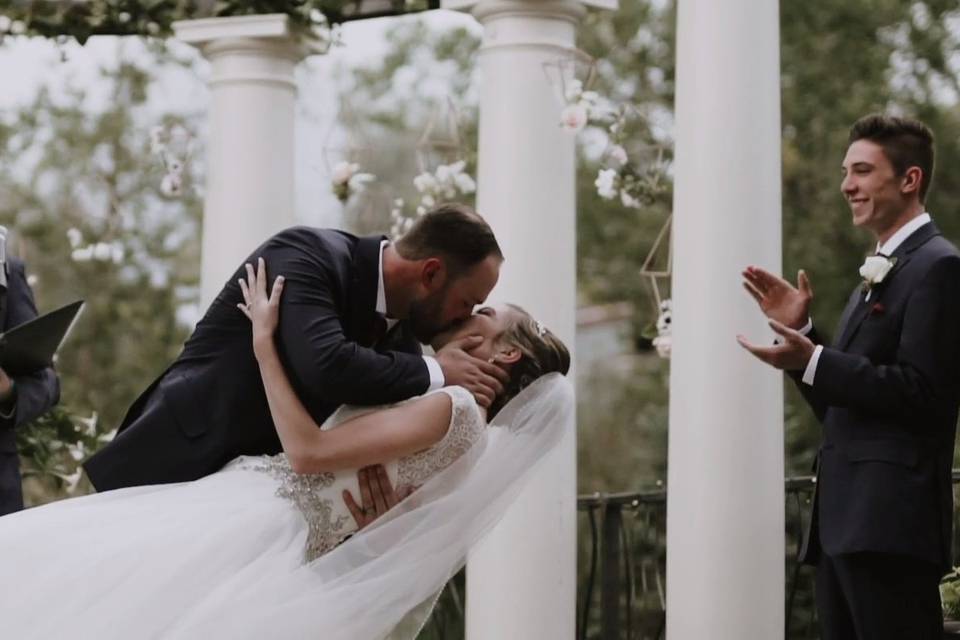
[235,386,484,562]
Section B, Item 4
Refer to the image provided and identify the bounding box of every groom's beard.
[408,289,451,345]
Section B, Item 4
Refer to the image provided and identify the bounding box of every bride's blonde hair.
[488,304,570,419]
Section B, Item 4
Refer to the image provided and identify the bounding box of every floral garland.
[331,160,375,203]
[0,1,432,46]
[389,160,476,238]
[560,79,668,210]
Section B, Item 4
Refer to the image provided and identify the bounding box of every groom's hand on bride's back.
[435,336,508,408]
[741,266,813,330]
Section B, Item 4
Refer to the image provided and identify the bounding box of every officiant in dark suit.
[739,115,960,639]
[0,247,61,516]
[84,203,508,491]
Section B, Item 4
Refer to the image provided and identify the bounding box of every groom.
[84,203,508,491]
[739,115,960,639]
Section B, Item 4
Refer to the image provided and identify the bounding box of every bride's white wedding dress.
[0,374,574,640]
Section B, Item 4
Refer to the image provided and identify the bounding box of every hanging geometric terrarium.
[541,47,597,108]
[415,96,468,175]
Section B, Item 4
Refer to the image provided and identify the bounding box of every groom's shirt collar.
[876,211,931,256]
[377,240,399,330]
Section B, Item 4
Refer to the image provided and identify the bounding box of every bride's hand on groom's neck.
[237,257,285,356]
[435,336,508,408]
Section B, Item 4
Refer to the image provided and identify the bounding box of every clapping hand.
[741,266,813,330]
[737,319,815,371]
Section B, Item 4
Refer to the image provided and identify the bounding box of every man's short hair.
[849,114,935,202]
[394,203,503,277]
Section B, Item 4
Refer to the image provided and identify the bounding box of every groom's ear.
[421,257,447,291]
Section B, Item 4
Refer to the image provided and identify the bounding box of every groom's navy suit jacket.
[795,222,960,573]
[83,228,430,491]
[0,259,60,515]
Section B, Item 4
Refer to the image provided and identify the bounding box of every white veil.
[168,372,574,639]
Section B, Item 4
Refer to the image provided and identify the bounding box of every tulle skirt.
[0,457,311,639]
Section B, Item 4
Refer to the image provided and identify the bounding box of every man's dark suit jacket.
[83,228,431,491]
[0,259,61,516]
[795,222,960,573]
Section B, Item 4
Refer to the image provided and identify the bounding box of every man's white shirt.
[378,240,445,391]
[800,212,932,385]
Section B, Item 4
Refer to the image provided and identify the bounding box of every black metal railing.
[577,472,960,640]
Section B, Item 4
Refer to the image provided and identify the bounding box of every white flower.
[579,91,600,107]
[435,163,454,183]
[111,243,125,264]
[71,246,93,263]
[413,172,437,193]
[161,173,182,197]
[310,9,328,25]
[150,126,167,154]
[59,468,83,494]
[166,158,183,175]
[652,334,672,358]
[421,194,436,208]
[416,206,427,216]
[454,172,476,194]
[347,172,375,191]
[332,161,359,185]
[10,21,26,36]
[0,16,11,32]
[26,274,37,287]
[621,190,642,209]
[560,103,589,133]
[67,442,86,462]
[93,242,113,261]
[608,145,628,167]
[66,227,83,248]
[595,168,618,200]
[404,217,415,231]
[78,412,98,437]
[656,299,672,335]
[118,12,131,23]
[146,22,160,35]
[564,79,583,102]
[859,255,896,284]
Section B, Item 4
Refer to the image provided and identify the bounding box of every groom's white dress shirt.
[800,212,932,386]
[378,240,445,391]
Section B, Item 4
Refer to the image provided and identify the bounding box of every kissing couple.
[0,203,573,638]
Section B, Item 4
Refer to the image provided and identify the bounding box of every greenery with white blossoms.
[16,406,115,495]
[331,161,375,204]
[388,160,476,238]
[67,228,125,264]
[651,298,671,359]
[151,124,196,199]
[0,1,430,46]
[413,160,475,213]
[561,79,668,210]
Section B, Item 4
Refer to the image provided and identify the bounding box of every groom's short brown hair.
[849,114,935,202]
[395,203,503,277]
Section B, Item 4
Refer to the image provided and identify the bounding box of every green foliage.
[15,405,109,496]
[0,0,434,45]
[0,40,204,504]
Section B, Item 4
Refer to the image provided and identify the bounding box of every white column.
[666,1,784,639]
[174,15,308,307]
[443,1,612,637]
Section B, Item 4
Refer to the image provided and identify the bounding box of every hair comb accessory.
[535,321,547,337]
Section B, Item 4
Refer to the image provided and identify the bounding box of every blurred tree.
[0,39,203,502]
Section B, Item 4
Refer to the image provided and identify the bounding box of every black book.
[0,300,84,375]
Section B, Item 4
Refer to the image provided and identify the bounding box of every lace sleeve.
[396,386,486,489]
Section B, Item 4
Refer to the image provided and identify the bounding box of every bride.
[0,259,573,639]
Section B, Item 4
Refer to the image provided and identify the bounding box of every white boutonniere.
[859,255,897,301]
